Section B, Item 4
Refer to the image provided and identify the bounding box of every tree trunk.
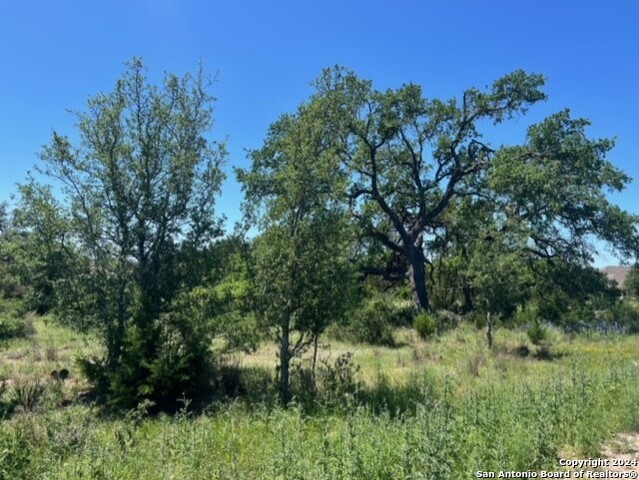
[406,247,430,311]
[462,282,474,314]
[311,333,319,387]
[278,312,291,406]
[114,280,127,363]
[486,311,494,349]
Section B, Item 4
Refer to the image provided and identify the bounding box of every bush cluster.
[0,313,32,341]
[414,312,438,339]
[337,297,413,346]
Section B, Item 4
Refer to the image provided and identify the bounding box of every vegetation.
[1,316,639,478]
[0,59,638,478]
[626,263,639,297]
[16,59,227,409]
[238,101,357,404]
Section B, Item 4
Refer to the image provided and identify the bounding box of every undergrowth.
[2,316,639,478]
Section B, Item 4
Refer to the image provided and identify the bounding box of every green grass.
[3,311,639,479]
[0,316,99,391]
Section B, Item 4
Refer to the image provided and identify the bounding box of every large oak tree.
[309,68,638,311]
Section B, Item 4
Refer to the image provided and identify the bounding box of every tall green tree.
[0,203,27,300]
[312,68,547,311]
[308,68,637,312]
[489,111,638,264]
[10,182,77,313]
[29,59,226,408]
[0,203,8,235]
[238,102,356,405]
[467,222,531,348]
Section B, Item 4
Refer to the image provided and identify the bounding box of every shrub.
[625,263,639,298]
[346,298,401,346]
[414,312,438,339]
[527,320,549,346]
[9,377,45,412]
[0,380,12,419]
[560,303,597,331]
[352,313,395,346]
[78,289,216,411]
[435,310,462,331]
[315,352,362,409]
[613,301,639,333]
[465,310,486,328]
[514,304,539,326]
[0,427,34,480]
[0,313,31,341]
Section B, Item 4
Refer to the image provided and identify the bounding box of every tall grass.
[2,317,639,478]
[1,361,639,479]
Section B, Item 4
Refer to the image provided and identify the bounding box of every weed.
[45,344,58,362]
[10,377,45,412]
[467,350,486,377]
[2,316,639,478]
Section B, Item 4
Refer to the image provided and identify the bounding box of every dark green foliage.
[526,320,549,346]
[414,312,438,339]
[26,59,226,410]
[203,241,262,352]
[532,262,620,325]
[626,263,639,297]
[0,300,33,340]
[351,312,395,346]
[560,304,597,331]
[0,204,25,300]
[312,68,549,310]
[78,293,217,411]
[9,184,78,315]
[610,300,639,333]
[239,97,358,404]
[344,297,410,346]
[0,244,26,301]
[0,313,31,341]
[491,110,639,263]
[513,303,539,326]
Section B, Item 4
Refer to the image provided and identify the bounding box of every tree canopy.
[238,100,356,404]
[4,61,638,410]
[297,67,638,312]
[22,59,227,408]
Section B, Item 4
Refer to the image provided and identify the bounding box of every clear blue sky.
[1,1,637,264]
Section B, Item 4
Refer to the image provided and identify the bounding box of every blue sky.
[1,1,637,264]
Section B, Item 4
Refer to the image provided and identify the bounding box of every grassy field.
[2,311,639,479]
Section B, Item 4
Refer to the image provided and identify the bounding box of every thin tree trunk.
[311,333,319,388]
[279,311,291,406]
[115,280,127,363]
